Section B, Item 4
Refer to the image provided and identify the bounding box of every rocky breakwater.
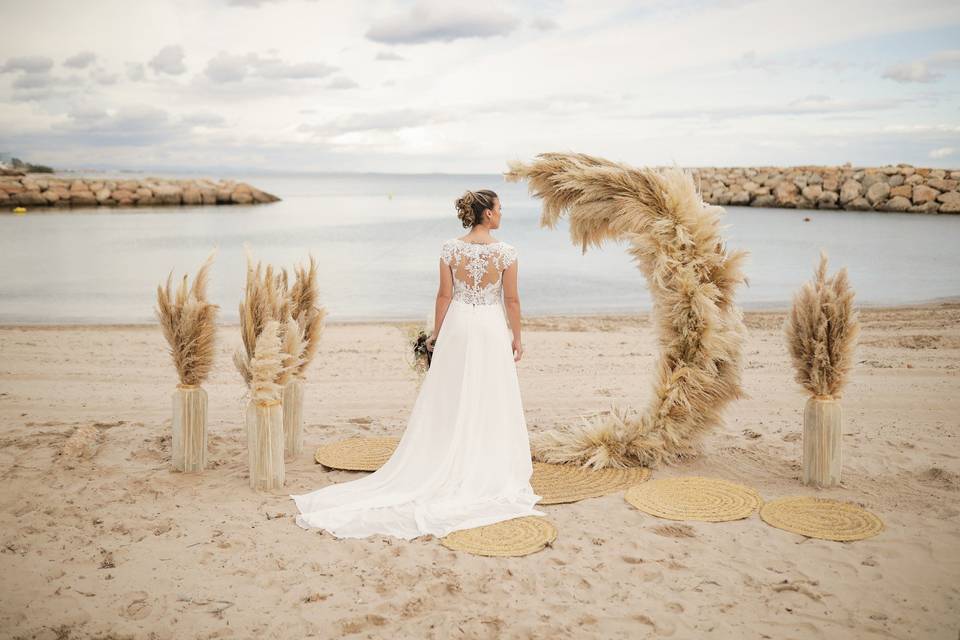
[1,176,280,209]
[693,164,960,214]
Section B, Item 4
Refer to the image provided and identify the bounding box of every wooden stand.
[802,396,842,488]
[282,377,305,459]
[172,385,207,473]
[246,400,285,490]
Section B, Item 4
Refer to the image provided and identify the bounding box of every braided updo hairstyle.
[454,189,498,228]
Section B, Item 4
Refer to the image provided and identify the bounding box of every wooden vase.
[171,385,207,473]
[282,377,305,459]
[802,396,842,488]
[245,400,285,491]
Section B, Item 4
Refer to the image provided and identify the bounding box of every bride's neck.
[464,226,494,242]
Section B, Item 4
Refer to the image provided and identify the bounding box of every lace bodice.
[440,238,518,306]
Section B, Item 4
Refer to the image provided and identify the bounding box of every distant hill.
[0,154,54,174]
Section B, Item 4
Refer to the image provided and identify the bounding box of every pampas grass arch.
[504,152,748,469]
[155,250,219,473]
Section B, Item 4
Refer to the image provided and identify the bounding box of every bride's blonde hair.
[454,189,498,228]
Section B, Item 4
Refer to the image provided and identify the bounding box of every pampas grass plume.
[785,251,860,398]
[250,320,284,403]
[155,250,219,386]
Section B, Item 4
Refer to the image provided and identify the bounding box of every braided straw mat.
[314,437,399,471]
[760,496,884,541]
[625,476,762,522]
[441,516,557,557]
[531,461,651,504]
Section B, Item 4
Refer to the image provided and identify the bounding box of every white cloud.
[63,51,97,69]
[326,76,359,89]
[929,147,955,159]
[366,2,519,44]
[91,68,119,85]
[641,95,910,120]
[2,55,54,74]
[181,112,227,128]
[149,45,187,76]
[882,48,960,83]
[299,108,454,137]
[125,62,145,82]
[203,51,336,83]
[529,17,558,31]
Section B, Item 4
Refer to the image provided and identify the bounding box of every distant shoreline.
[0,175,280,208]
[2,298,956,329]
[3,163,958,213]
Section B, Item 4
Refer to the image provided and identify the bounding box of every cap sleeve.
[498,243,517,270]
[440,238,457,266]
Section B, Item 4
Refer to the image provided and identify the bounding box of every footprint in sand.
[338,613,388,635]
[120,591,152,620]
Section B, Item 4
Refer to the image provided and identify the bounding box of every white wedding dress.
[290,237,545,540]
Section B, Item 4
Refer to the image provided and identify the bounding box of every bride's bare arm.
[428,257,454,349]
[501,260,523,361]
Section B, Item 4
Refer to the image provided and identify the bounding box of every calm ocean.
[1,172,958,324]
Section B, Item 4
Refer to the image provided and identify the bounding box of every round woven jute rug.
[759,496,884,541]
[531,461,652,505]
[313,436,399,471]
[624,476,762,522]
[440,516,557,557]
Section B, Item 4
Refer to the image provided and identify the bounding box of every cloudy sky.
[1,0,959,173]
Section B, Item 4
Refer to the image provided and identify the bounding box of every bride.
[290,188,546,539]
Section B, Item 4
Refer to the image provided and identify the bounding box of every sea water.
[0,172,958,323]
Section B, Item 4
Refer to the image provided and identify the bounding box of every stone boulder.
[937,191,960,213]
[802,185,823,201]
[251,188,279,204]
[880,196,911,212]
[866,182,890,206]
[912,185,939,205]
[231,190,254,204]
[154,185,182,205]
[773,181,799,207]
[18,191,49,206]
[862,173,886,190]
[927,178,958,192]
[181,188,203,205]
[839,179,862,204]
[70,191,98,207]
[817,191,839,209]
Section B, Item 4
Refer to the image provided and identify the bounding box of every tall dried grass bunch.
[155,250,219,386]
[281,255,327,377]
[233,249,309,383]
[505,152,748,469]
[784,251,860,399]
[234,249,290,385]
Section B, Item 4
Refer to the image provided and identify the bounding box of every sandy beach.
[1,303,958,639]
